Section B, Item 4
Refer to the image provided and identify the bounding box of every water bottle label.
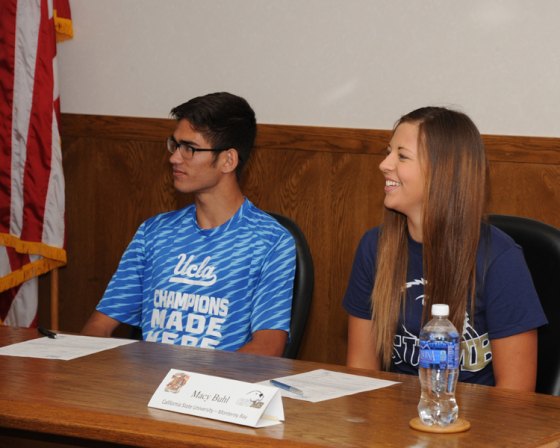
[419,340,460,369]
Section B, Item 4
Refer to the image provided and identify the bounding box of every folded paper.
[148,369,284,427]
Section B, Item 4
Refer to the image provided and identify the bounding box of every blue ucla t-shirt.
[342,225,547,386]
[97,199,296,351]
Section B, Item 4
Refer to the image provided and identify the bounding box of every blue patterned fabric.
[97,199,296,351]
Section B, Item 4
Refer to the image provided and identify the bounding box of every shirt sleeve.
[483,244,548,340]
[250,229,296,334]
[342,228,379,320]
[96,223,147,326]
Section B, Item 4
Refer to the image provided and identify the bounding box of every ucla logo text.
[169,254,217,286]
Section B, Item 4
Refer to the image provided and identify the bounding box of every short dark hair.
[170,92,257,176]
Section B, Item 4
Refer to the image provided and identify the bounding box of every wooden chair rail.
[61,114,560,163]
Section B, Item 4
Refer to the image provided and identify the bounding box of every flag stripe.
[10,1,42,239]
[21,0,54,243]
[0,1,17,233]
[43,107,65,247]
[0,247,29,323]
[4,276,38,327]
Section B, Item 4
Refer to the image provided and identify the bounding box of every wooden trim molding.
[61,113,560,163]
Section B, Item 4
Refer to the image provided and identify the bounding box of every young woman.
[343,107,547,391]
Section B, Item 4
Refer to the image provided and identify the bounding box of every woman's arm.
[491,330,538,392]
[346,315,381,370]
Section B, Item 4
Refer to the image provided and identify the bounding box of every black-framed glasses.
[166,136,229,160]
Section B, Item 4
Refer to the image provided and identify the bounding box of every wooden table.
[1,327,559,447]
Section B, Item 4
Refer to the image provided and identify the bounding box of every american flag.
[0,0,71,327]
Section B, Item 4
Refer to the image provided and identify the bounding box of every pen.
[38,327,57,339]
[270,379,304,396]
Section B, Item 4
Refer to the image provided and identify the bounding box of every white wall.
[58,0,560,137]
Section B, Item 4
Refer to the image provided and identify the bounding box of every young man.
[82,92,296,356]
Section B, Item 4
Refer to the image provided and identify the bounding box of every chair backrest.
[488,214,560,396]
[268,212,314,359]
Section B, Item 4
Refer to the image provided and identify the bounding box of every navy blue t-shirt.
[343,224,547,385]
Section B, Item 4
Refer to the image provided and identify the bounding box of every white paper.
[0,334,136,360]
[148,369,284,428]
[265,369,399,402]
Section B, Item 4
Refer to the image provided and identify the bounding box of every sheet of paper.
[0,334,136,360]
[264,369,399,403]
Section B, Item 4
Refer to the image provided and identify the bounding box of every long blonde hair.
[372,107,488,370]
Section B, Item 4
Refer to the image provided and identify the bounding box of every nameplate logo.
[148,369,284,428]
[169,254,217,286]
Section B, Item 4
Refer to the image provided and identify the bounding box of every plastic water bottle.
[417,304,460,426]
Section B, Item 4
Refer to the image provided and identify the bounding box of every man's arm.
[237,329,288,356]
[81,310,120,337]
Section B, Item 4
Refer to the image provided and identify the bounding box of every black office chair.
[268,212,314,359]
[488,214,560,396]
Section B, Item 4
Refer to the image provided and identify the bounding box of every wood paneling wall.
[38,114,560,365]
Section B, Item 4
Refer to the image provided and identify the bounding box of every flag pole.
[50,268,59,330]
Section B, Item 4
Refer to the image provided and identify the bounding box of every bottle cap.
[431,304,449,317]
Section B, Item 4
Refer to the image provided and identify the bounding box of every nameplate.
[148,369,284,427]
